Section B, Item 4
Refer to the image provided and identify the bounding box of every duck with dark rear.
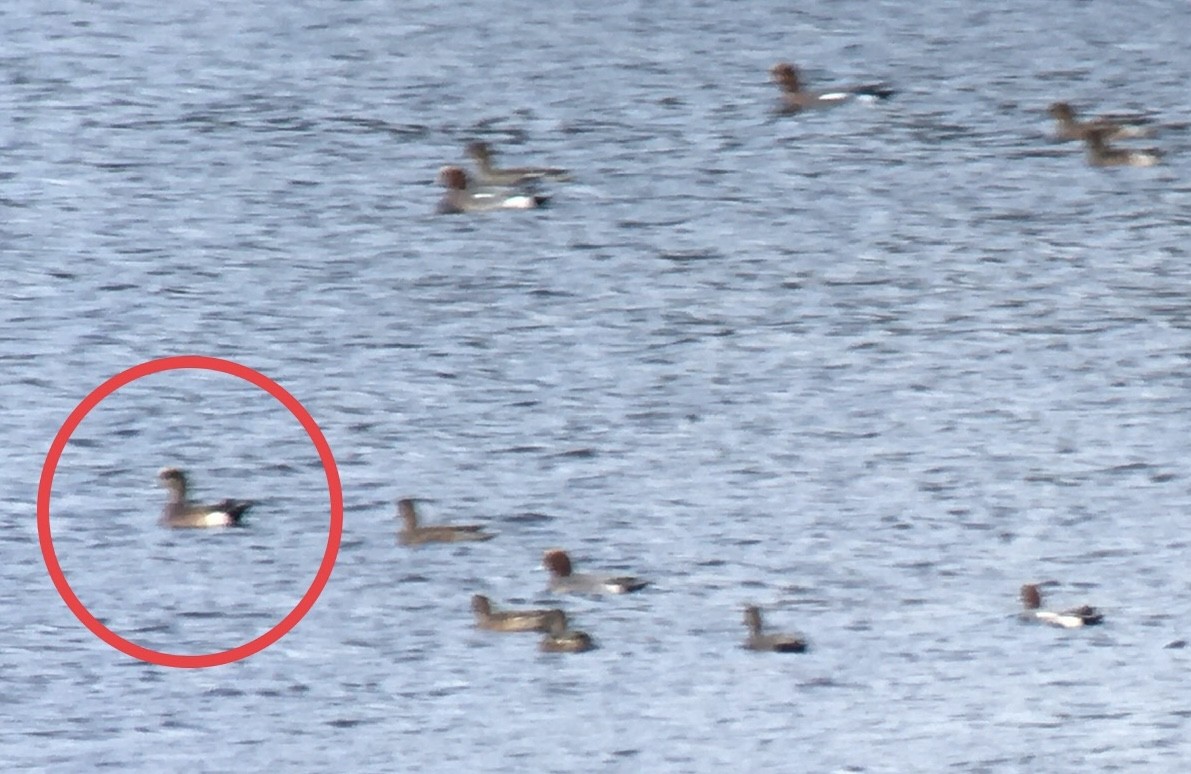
[742,605,808,653]
[1020,583,1103,628]
[471,594,563,633]
[158,467,252,529]
[435,165,549,214]
[770,62,894,114]
[397,498,495,545]
[542,549,648,595]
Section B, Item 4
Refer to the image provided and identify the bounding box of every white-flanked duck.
[158,467,252,528]
[542,549,648,595]
[742,605,808,653]
[435,165,548,214]
[1020,583,1104,628]
[770,62,894,114]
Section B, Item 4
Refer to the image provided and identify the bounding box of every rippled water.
[4,0,1191,770]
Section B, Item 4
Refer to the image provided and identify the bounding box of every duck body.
[1083,129,1162,167]
[397,499,495,545]
[1020,584,1104,628]
[471,595,561,633]
[466,141,571,186]
[542,549,648,595]
[743,605,808,653]
[158,468,252,528]
[771,62,894,114]
[436,165,548,214]
[1048,102,1151,142]
[538,609,595,653]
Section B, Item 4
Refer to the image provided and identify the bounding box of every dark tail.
[216,500,253,525]
[853,83,895,100]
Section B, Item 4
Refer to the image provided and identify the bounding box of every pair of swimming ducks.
[158,469,1106,653]
[770,66,1162,168]
[1047,101,1162,167]
[436,141,570,215]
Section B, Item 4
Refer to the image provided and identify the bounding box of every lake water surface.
[4,0,1191,771]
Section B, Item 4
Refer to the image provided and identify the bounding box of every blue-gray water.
[4,0,1191,770]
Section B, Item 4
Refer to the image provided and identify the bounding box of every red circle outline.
[37,355,343,668]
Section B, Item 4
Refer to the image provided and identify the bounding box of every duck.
[770,62,894,114]
[542,549,648,595]
[1048,101,1151,142]
[465,141,570,187]
[436,165,548,214]
[397,498,495,545]
[471,594,562,633]
[1019,583,1104,628]
[1082,127,1162,167]
[157,467,252,528]
[742,605,808,653]
[538,609,595,653]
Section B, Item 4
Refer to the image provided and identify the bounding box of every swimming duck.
[1020,583,1104,628]
[538,609,595,653]
[397,498,495,545]
[1082,128,1162,167]
[158,467,252,528]
[770,62,894,114]
[542,549,648,595]
[742,605,808,653]
[465,141,571,186]
[1048,102,1150,142]
[436,165,548,214]
[471,594,562,633]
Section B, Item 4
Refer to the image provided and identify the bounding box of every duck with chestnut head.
[1020,583,1103,628]
[541,549,648,595]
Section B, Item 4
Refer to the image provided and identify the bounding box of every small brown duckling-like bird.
[465,141,571,187]
[742,605,808,653]
[158,467,252,528]
[1020,583,1103,628]
[471,595,563,633]
[1082,127,1162,167]
[538,609,595,653]
[396,499,495,546]
[1048,101,1151,142]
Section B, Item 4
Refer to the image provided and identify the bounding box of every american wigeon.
[742,605,808,653]
[542,549,648,595]
[158,467,252,528]
[471,594,563,633]
[1048,101,1151,142]
[770,62,894,114]
[1020,583,1104,628]
[538,609,596,653]
[465,141,570,186]
[1082,128,1162,167]
[397,498,495,545]
[436,165,548,214]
